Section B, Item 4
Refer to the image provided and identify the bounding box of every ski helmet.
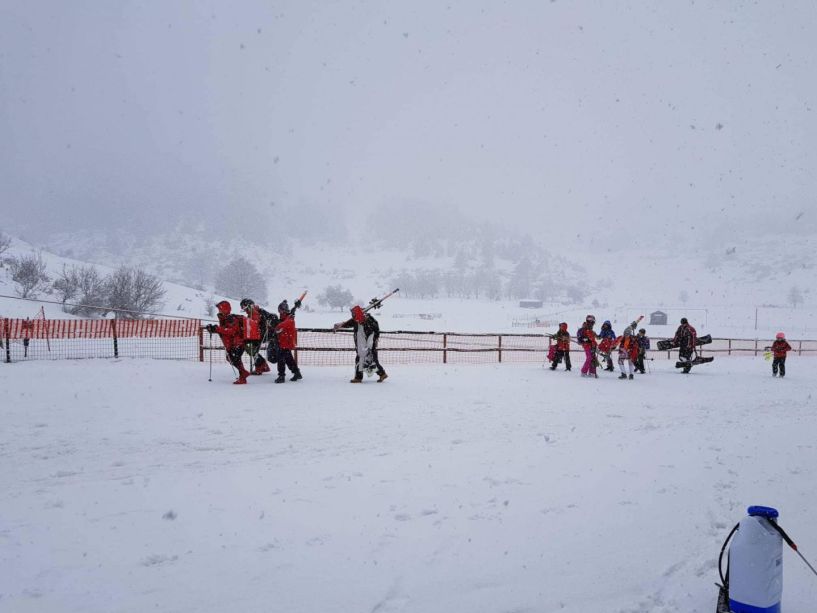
[240,298,254,309]
[775,332,785,340]
[278,300,289,314]
[638,328,646,335]
[559,322,568,330]
[603,320,611,327]
[680,317,688,325]
[216,300,231,315]
[586,314,596,324]
[351,305,365,324]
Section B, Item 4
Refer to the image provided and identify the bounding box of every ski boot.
[628,374,634,380]
[290,371,303,382]
[549,365,557,371]
[377,373,388,383]
[274,375,286,384]
[350,377,362,383]
[234,372,249,385]
[618,373,627,380]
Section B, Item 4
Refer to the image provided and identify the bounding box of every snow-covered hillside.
[2,358,816,613]
[0,235,220,321]
[2,233,817,340]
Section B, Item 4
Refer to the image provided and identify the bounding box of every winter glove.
[205,324,217,333]
[294,299,302,309]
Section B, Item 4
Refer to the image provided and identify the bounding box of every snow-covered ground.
[2,357,816,612]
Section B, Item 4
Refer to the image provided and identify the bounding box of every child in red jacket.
[206,300,251,385]
[549,322,571,371]
[768,332,793,378]
[273,300,303,383]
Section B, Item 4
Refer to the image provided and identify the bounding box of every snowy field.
[2,358,816,613]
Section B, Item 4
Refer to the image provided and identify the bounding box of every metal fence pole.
[728,338,732,356]
[111,318,119,359]
[198,326,204,362]
[3,319,10,364]
[443,333,447,364]
[498,335,502,363]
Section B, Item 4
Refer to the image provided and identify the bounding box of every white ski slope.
[2,357,816,612]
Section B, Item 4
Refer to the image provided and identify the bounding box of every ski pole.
[768,521,817,579]
[208,330,213,382]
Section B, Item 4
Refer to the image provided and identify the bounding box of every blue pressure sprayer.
[717,506,817,613]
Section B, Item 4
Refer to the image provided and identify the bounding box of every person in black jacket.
[673,317,697,373]
[333,305,388,383]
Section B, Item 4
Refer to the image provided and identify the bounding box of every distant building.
[649,310,667,325]
[519,299,543,309]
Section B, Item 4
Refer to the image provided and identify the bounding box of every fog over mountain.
[2,1,816,252]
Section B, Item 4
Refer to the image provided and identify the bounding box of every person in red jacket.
[768,332,793,378]
[613,325,640,380]
[549,322,571,371]
[206,300,251,385]
[578,315,598,378]
[240,298,271,375]
[273,300,302,383]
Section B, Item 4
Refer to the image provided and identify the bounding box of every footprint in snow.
[141,554,178,567]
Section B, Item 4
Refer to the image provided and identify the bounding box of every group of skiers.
[549,315,652,379]
[205,295,389,385]
[206,295,794,384]
[549,315,794,379]
[205,297,303,385]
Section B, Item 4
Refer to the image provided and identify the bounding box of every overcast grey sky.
[2,0,816,247]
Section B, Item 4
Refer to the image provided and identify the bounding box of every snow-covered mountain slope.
[0,236,220,321]
[2,232,815,339]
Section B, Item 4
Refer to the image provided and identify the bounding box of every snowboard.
[657,334,712,352]
[675,356,714,369]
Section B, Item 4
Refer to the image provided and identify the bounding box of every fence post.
[728,338,732,356]
[443,333,447,364]
[198,325,204,362]
[798,340,802,357]
[4,319,10,364]
[754,338,758,357]
[498,335,502,363]
[111,318,119,359]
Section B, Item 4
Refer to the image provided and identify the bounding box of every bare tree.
[214,257,268,303]
[317,285,354,311]
[53,264,106,315]
[105,266,166,318]
[788,285,804,309]
[203,295,216,317]
[0,231,11,257]
[9,253,49,298]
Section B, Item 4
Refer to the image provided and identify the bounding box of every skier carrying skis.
[634,328,650,374]
[673,317,697,374]
[240,298,271,375]
[597,320,617,372]
[578,315,598,378]
[205,300,251,385]
[334,303,388,383]
[548,322,571,371]
[273,300,303,383]
[613,324,640,380]
[767,332,792,378]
